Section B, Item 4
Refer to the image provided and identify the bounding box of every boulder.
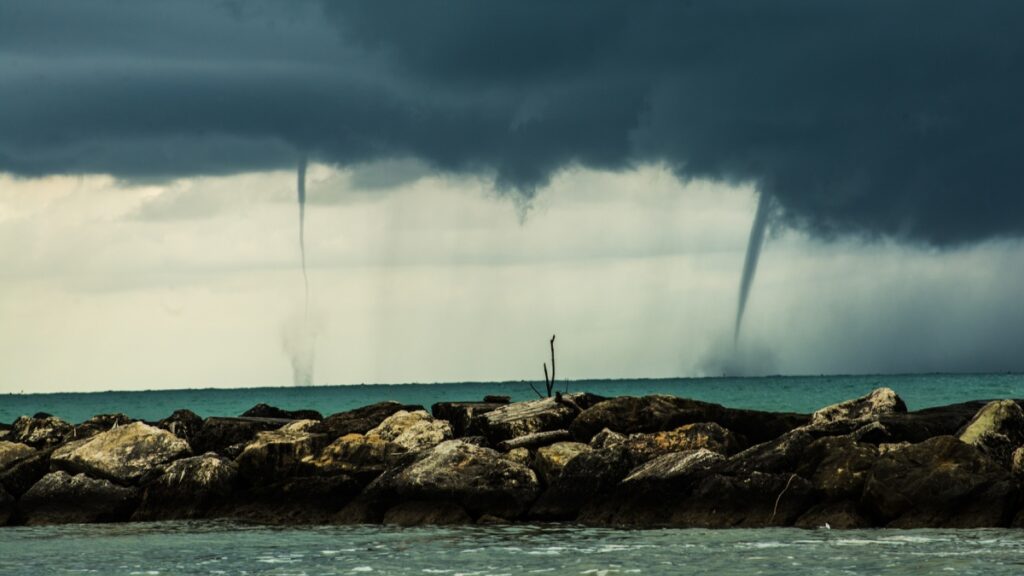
[874,401,988,444]
[589,428,626,449]
[810,387,907,427]
[721,429,816,477]
[529,445,635,520]
[431,401,508,437]
[314,433,401,483]
[475,393,604,443]
[9,415,73,449]
[241,403,323,421]
[368,440,540,519]
[532,442,591,485]
[621,448,726,486]
[957,400,1024,468]
[19,471,138,525]
[366,410,452,452]
[666,471,816,528]
[235,420,328,484]
[794,435,878,500]
[483,395,511,404]
[503,447,531,466]
[861,435,1017,527]
[191,416,284,457]
[322,402,424,440]
[569,395,807,446]
[51,421,191,484]
[622,422,740,461]
[134,453,238,521]
[157,409,204,446]
[382,501,473,526]
[0,450,51,497]
[576,449,725,526]
[73,414,135,441]
[1013,446,1024,479]
[0,441,35,471]
[497,430,572,451]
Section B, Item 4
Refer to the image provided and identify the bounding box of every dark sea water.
[3,373,1023,424]
[2,523,1024,575]
[4,374,1024,575]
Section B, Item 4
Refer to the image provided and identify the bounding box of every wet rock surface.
[4,388,1024,529]
[133,453,238,520]
[19,471,138,525]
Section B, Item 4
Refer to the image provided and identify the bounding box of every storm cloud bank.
[2,0,1023,245]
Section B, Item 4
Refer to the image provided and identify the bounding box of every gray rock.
[622,422,740,460]
[532,441,591,485]
[0,441,35,472]
[315,433,403,483]
[366,410,452,452]
[622,448,725,485]
[241,403,323,421]
[862,435,1016,528]
[191,416,284,456]
[529,445,635,520]
[20,471,138,525]
[589,428,626,449]
[810,387,907,427]
[431,401,508,437]
[134,453,238,520]
[157,409,204,446]
[10,415,73,449]
[73,414,135,441]
[570,395,807,446]
[372,440,540,519]
[958,400,1024,468]
[503,447,531,466]
[235,420,328,483]
[0,449,51,497]
[51,421,191,484]
[1012,446,1024,479]
[322,402,424,440]
[794,435,878,500]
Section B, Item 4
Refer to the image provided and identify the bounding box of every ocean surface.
[4,373,1024,575]
[2,523,1024,575]
[3,373,1024,424]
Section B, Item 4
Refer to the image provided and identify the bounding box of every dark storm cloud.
[2,0,1022,244]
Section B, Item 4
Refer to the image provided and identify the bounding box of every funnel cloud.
[734,193,772,344]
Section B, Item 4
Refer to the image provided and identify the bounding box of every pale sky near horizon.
[3,162,1024,393]
[3,1,1024,392]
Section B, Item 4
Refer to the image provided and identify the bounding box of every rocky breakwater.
[3,390,1024,528]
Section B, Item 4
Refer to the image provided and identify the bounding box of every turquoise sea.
[4,373,1024,575]
[3,373,1023,424]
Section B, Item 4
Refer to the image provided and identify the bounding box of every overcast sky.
[2,1,1023,392]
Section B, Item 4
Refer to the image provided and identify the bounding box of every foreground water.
[4,373,1024,423]
[2,522,1024,575]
